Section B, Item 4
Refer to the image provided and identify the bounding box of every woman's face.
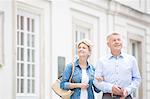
[77,43,90,58]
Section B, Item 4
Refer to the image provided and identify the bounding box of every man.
[94,33,141,99]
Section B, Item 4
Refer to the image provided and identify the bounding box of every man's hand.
[112,87,128,99]
[120,89,128,99]
[112,85,123,96]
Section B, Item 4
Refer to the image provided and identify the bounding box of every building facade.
[0,0,150,99]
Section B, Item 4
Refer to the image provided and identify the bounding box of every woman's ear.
[88,51,91,57]
[88,53,91,56]
[107,42,110,47]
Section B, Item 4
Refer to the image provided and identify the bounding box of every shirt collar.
[74,59,91,69]
[108,51,125,59]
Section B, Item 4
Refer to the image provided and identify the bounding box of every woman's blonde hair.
[77,39,93,52]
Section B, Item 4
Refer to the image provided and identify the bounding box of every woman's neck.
[78,58,87,69]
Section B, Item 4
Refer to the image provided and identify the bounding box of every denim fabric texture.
[60,59,100,99]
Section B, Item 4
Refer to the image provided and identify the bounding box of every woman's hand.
[79,83,89,89]
[95,76,104,82]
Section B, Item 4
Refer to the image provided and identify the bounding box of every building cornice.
[71,0,150,24]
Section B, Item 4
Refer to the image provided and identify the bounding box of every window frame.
[16,9,40,98]
[0,11,4,67]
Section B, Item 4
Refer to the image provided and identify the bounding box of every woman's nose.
[79,47,83,50]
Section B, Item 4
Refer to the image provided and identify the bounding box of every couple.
[60,33,141,99]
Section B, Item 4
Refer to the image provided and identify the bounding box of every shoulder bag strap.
[69,62,75,82]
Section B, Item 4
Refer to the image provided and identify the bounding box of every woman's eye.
[78,47,81,49]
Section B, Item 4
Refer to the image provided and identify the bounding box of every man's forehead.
[110,35,121,38]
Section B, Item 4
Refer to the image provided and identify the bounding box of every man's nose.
[115,40,120,43]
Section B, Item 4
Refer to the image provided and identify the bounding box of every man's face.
[107,35,123,51]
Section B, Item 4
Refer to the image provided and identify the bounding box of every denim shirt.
[60,59,100,99]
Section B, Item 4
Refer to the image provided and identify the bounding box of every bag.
[51,63,75,99]
[51,79,74,99]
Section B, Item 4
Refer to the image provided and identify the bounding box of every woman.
[60,39,101,99]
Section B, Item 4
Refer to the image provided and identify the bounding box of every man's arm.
[93,60,113,93]
[125,57,141,95]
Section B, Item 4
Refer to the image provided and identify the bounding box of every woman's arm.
[93,76,103,93]
[69,83,89,89]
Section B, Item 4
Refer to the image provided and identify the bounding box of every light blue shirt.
[93,52,141,95]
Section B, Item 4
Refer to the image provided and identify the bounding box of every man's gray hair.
[106,32,121,42]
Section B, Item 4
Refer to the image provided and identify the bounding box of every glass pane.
[27,34,30,47]
[27,79,30,93]
[32,35,35,47]
[21,63,24,76]
[17,31,19,45]
[32,19,34,32]
[32,80,35,93]
[17,15,19,29]
[27,18,30,31]
[32,50,34,62]
[21,32,24,45]
[27,49,30,62]
[32,64,35,77]
[21,79,24,93]
[75,30,78,42]
[21,48,24,61]
[20,16,24,30]
[132,43,135,56]
[17,63,19,76]
[17,47,19,60]
[80,32,85,39]
[27,64,30,77]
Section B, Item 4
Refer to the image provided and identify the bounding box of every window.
[72,19,91,57]
[130,40,142,99]
[17,14,35,94]
[75,26,90,55]
[71,10,99,64]
[128,33,143,99]
[0,11,4,67]
[16,10,40,99]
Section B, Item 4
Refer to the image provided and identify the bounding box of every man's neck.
[111,50,121,56]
